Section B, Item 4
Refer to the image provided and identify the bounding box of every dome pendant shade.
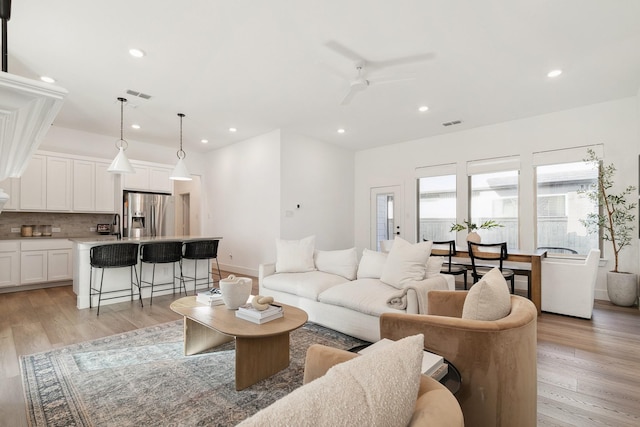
[170,158,192,181]
[107,146,135,174]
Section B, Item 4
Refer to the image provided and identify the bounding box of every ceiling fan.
[324,40,435,106]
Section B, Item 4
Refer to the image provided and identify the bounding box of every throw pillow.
[426,256,444,278]
[314,248,358,280]
[237,334,424,427]
[275,235,316,273]
[380,237,433,289]
[356,249,388,279]
[462,267,512,320]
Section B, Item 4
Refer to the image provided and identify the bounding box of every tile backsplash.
[0,212,116,238]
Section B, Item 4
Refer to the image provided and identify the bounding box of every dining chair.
[467,241,515,293]
[432,240,467,289]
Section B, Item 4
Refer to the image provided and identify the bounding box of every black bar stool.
[182,239,222,294]
[89,243,142,315]
[139,241,186,304]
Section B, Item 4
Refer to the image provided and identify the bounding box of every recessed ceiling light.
[547,69,562,78]
[229,127,237,132]
[201,139,209,144]
[40,76,56,83]
[129,48,145,58]
[131,124,140,130]
[337,128,345,134]
[418,105,429,112]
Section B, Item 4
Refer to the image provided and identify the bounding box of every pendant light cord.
[177,113,186,159]
[116,97,128,150]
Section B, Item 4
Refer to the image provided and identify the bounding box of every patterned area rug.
[20,321,367,427]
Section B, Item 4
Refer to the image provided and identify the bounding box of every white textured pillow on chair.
[314,248,358,280]
[237,334,424,427]
[462,267,511,320]
[380,237,433,289]
[275,235,316,273]
[356,249,388,279]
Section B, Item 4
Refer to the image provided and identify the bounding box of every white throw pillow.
[314,248,358,280]
[356,249,388,279]
[275,235,316,273]
[426,256,444,278]
[462,267,512,320]
[380,237,433,289]
[237,334,424,427]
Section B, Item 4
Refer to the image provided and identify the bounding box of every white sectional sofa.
[259,236,454,342]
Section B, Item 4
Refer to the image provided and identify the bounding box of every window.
[417,174,456,241]
[469,170,519,248]
[536,162,598,255]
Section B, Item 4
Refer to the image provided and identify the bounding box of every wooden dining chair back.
[467,241,515,293]
[432,240,467,289]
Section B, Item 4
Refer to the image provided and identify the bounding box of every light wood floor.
[1,281,639,426]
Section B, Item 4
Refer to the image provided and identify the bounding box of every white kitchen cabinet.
[0,177,20,210]
[20,250,48,284]
[72,160,116,212]
[21,239,74,284]
[0,241,20,287]
[46,156,73,211]
[19,154,47,210]
[95,162,116,212]
[123,164,173,193]
[73,159,96,211]
[48,249,73,281]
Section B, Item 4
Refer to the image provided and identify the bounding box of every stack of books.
[235,303,283,324]
[196,288,224,306]
[357,338,449,380]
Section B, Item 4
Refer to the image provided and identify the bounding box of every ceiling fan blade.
[325,40,365,64]
[340,87,359,106]
[368,52,436,71]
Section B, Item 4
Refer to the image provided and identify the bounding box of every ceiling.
[6,0,640,154]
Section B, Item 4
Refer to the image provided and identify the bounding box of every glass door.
[370,185,402,250]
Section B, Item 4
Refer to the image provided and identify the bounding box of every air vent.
[442,120,462,127]
[126,89,152,100]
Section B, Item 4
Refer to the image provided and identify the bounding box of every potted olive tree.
[450,219,503,243]
[581,149,638,306]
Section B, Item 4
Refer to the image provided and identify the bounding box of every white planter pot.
[606,271,638,307]
[466,231,481,243]
[219,275,252,309]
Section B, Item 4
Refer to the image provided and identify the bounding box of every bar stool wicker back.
[140,241,186,304]
[182,239,222,294]
[89,243,142,315]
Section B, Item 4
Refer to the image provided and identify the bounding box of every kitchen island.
[70,236,223,310]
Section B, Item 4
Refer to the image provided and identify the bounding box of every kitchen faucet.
[112,213,121,240]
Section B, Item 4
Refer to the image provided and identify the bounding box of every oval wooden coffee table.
[170,296,308,390]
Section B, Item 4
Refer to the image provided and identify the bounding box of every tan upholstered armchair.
[380,290,537,427]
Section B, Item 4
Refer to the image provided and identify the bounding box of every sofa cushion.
[462,267,512,320]
[262,271,347,301]
[314,248,358,280]
[319,279,405,316]
[275,235,316,273]
[426,256,444,278]
[356,249,388,279]
[237,334,424,427]
[380,237,433,289]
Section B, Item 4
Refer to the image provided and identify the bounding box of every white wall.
[355,97,640,301]
[202,130,281,276]
[280,131,355,250]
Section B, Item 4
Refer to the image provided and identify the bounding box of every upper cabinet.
[0,177,20,210]
[123,163,173,193]
[73,160,116,212]
[19,155,72,211]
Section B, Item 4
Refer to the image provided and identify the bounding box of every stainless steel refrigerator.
[123,191,175,238]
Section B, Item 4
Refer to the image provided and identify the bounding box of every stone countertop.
[69,235,223,245]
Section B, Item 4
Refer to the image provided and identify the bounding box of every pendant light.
[169,113,192,181]
[107,97,135,174]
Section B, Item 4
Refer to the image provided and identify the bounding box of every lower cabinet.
[20,239,73,285]
[0,241,20,287]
